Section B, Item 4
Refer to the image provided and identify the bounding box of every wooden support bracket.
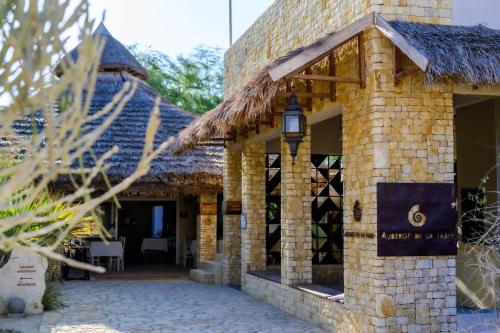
[305,68,312,110]
[358,33,366,89]
[290,74,361,84]
[393,45,421,85]
[329,52,336,102]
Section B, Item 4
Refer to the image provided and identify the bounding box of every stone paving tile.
[40,280,327,333]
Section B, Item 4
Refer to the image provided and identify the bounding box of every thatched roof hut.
[57,24,223,194]
[175,14,500,153]
[56,24,148,81]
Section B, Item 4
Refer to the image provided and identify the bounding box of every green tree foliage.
[130,45,224,115]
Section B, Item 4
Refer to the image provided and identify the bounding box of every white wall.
[453,0,500,29]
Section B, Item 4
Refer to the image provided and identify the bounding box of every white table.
[141,238,168,253]
[89,241,124,271]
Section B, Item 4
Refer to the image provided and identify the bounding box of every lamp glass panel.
[285,115,300,134]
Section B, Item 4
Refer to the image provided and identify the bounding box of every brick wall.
[243,273,354,332]
[339,27,456,332]
[241,142,267,274]
[225,0,456,331]
[222,148,242,285]
[280,128,313,285]
[197,193,217,264]
[224,0,451,96]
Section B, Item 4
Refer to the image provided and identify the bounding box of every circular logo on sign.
[408,204,426,227]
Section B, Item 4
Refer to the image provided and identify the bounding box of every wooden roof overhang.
[268,13,429,85]
[175,13,431,152]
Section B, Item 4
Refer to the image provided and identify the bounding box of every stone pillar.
[222,147,242,285]
[341,28,456,332]
[280,127,312,286]
[241,141,267,275]
[196,192,217,265]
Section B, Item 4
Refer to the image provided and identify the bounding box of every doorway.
[117,201,177,266]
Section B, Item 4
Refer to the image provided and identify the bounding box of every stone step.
[201,260,220,273]
[215,253,223,262]
[201,261,223,284]
[189,269,215,284]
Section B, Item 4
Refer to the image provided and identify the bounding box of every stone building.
[175,0,500,332]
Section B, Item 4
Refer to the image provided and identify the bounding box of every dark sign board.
[377,183,457,256]
[223,200,242,215]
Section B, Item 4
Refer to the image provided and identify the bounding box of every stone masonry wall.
[339,28,456,332]
[241,142,267,275]
[280,127,312,285]
[224,0,451,96]
[197,193,217,265]
[243,273,356,332]
[222,147,242,285]
[225,0,456,332]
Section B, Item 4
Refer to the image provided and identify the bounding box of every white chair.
[90,241,124,272]
[184,238,195,267]
[191,240,198,267]
[119,236,126,248]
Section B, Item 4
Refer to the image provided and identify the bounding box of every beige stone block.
[396,293,415,305]
[376,294,396,317]
[416,303,430,324]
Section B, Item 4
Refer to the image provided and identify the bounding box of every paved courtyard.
[39,279,327,333]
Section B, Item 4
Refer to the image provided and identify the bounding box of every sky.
[83,0,274,57]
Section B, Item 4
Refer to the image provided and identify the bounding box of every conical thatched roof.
[80,72,223,193]
[56,23,148,80]
[57,24,222,194]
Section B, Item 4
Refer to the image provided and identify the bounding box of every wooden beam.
[305,68,312,110]
[329,52,336,102]
[290,74,361,84]
[395,65,420,83]
[358,33,366,88]
[197,142,225,147]
[267,13,375,81]
[210,137,236,142]
[453,85,500,96]
[393,45,400,85]
[374,13,429,72]
[276,91,331,98]
[270,106,275,128]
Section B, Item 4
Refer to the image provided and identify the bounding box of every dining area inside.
[63,196,202,279]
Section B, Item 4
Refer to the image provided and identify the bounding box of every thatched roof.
[175,13,500,153]
[390,21,500,85]
[75,72,223,192]
[53,24,222,193]
[56,23,148,81]
[174,58,282,153]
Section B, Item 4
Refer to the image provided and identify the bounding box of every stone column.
[222,147,242,285]
[280,127,312,286]
[196,192,217,265]
[341,28,456,332]
[241,141,267,276]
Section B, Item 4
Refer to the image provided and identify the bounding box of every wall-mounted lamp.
[282,89,306,164]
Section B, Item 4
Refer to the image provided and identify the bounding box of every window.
[151,205,164,238]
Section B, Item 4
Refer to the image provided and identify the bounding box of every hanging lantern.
[282,89,306,164]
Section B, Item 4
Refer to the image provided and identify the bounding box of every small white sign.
[240,214,247,230]
[0,248,47,314]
